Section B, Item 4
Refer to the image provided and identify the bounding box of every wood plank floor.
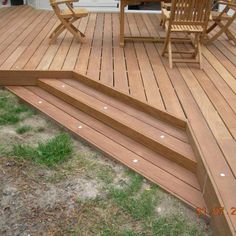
[0,6,235,235]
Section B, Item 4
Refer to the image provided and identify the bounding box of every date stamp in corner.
[196,207,236,217]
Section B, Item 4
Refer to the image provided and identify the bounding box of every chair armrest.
[161,2,171,10]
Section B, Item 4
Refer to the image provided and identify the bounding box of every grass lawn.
[0,89,212,236]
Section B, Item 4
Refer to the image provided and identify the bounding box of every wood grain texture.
[38,78,196,172]
[0,6,236,235]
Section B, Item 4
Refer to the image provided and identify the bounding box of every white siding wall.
[27,0,38,8]
[27,0,119,12]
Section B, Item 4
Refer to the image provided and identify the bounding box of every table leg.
[120,0,126,47]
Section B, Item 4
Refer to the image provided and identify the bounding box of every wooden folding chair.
[162,0,211,69]
[49,0,88,44]
[206,0,236,45]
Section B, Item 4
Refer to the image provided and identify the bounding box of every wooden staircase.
[38,78,197,172]
[3,71,206,210]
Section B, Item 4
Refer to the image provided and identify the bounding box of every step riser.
[38,80,197,172]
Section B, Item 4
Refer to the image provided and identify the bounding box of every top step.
[37,78,197,172]
[72,72,187,130]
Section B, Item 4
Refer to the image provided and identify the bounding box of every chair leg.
[49,23,64,39]
[162,19,166,29]
[224,29,236,45]
[160,16,166,29]
[217,19,236,45]
[196,34,203,69]
[168,38,173,69]
[160,18,163,26]
[49,23,66,44]
[49,17,79,43]
[206,22,218,34]
[50,17,85,44]
[70,23,85,38]
[162,31,170,56]
[63,18,85,42]
[206,25,224,44]
[207,16,236,44]
[193,33,198,58]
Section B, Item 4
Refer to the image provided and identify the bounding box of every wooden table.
[119,0,162,46]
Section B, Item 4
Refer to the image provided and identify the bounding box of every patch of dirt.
[17,115,61,146]
[0,157,104,236]
[0,114,60,151]
[0,126,24,148]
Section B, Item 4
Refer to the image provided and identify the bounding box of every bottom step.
[7,85,206,210]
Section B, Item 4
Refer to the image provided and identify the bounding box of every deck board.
[113,14,129,94]
[0,6,235,235]
[49,19,79,70]
[74,13,97,74]
[100,13,113,86]
[0,8,37,63]
[11,13,57,70]
[62,16,88,70]
[129,13,164,108]
[87,13,103,80]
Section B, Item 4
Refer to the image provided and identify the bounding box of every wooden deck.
[0,6,236,235]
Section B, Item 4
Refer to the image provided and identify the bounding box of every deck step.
[37,78,197,172]
[7,85,206,210]
[63,78,189,143]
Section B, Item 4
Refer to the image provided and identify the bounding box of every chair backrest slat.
[170,0,211,28]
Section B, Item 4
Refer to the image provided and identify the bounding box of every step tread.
[62,78,189,143]
[7,85,206,209]
[72,72,187,129]
[38,78,196,172]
